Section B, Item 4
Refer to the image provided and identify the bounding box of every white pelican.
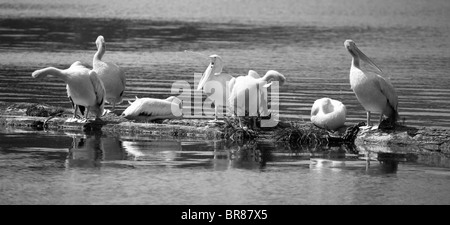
[228,70,286,128]
[344,40,399,127]
[121,96,183,121]
[32,61,105,122]
[196,54,233,122]
[93,35,126,112]
[310,98,347,130]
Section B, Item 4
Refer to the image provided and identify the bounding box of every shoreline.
[1,102,449,156]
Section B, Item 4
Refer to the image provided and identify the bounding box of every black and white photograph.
[0,0,449,209]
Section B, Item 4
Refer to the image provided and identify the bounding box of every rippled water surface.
[1,0,450,128]
[1,127,450,205]
[1,0,450,204]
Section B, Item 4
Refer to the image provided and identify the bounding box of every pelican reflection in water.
[66,133,126,168]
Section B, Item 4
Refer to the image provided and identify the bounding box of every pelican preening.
[93,35,126,112]
[196,54,233,122]
[195,55,287,128]
[121,96,183,121]
[31,61,105,121]
[311,98,347,130]
[345,40,399,128]
[228,70,286,128]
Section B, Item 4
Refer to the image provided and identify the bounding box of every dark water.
[1,0,450,204]
[1,126,450,205]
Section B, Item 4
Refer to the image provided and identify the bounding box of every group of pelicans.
[31,36,399,130]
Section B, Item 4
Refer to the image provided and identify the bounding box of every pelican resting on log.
[121,96,183,121]
[93,35,126,112]
[31,61,105,122]
[311,98,347,130]
[196,54,233,123]
[228,70,286,128]
[344,40,399,128]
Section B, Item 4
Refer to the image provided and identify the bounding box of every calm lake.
[1,0,450,204]
[1,127,450,205]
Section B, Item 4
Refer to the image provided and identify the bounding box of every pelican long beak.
[355,47,384,74]
[197,62,214,91]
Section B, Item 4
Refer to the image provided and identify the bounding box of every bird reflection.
[308,145,399,175]
[378,160,399,174]
[213,141,270,170]
[122,140,181,161]
[65,132,126,168]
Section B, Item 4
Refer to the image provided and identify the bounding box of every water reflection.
[377,160,399,174]
[120,139,269,169]
[65,132,126,168]
[53,129,450,173]
[64,133,409,175]
[2,126,450,204]
[213,141,267,170]
[122,139,181,162]
[308,145,400,175]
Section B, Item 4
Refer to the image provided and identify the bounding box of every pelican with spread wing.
[32,61,105,122]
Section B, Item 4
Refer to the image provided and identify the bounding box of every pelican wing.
[375,74,398,111]
[119,66,126,92]
[92,60,123,105]
[89,71,106,108]
[165,96,183,106]
[105,62,126,86]
[111,63,126,98]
